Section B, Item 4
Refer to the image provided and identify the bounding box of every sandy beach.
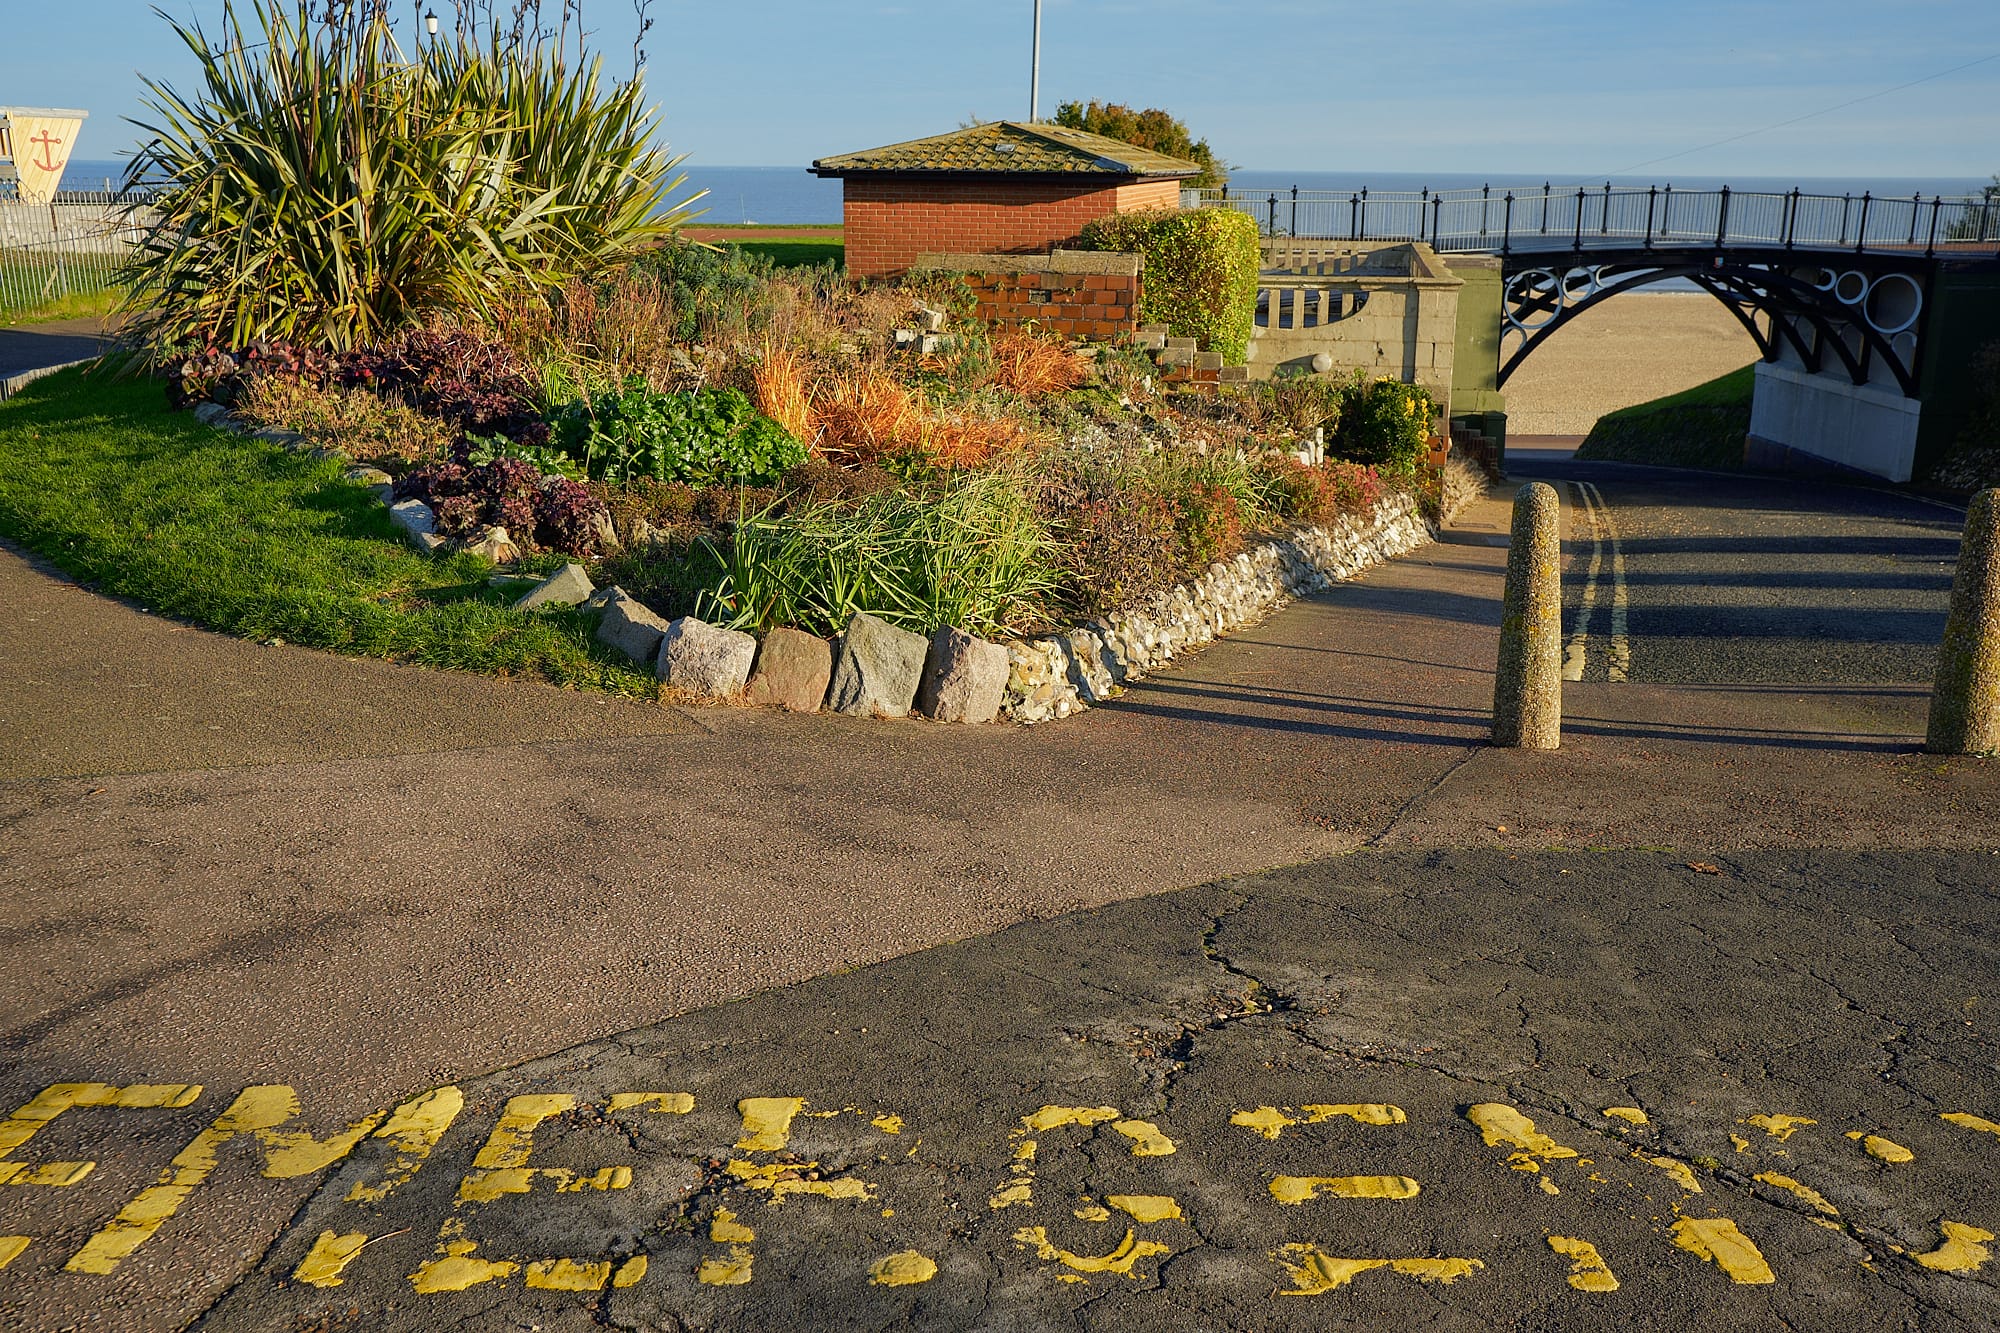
[1498,290,1757,436]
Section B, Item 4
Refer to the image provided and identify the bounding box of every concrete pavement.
[3,453,1999,1329]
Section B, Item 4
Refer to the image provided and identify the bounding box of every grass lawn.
[0,367,656,695]
[731,240,843,269]
[1576,363,1755,469]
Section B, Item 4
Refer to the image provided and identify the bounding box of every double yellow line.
[1563,481,1629,683]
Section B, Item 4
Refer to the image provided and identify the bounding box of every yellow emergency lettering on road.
[66,1086,306,1274]
[0,1236,31,1270]
[1670,1216,1776,1284]
[1603,1107,1648,1126]
[1111,1119,1176,1157]
[1643,1155,1703,1193]
[607,1092,694,1115]
[0,1083,201,1191]
[1547,1236,1618,1291]
[410,1093,640,1296]
[1269,1174,1420,1203]
[1753,1171,1838,1216]
[1274,1244,1483,1295]
[1913,1221,1993,1274]
[1107,1195,1182,1223]
[1743,1114,1815,1141]
[346,1087,463,1204]
[1843,1131,1914,1163]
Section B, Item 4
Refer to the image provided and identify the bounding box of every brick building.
[810,121,1201,280]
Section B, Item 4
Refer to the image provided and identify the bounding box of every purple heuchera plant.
[394,449,610,558]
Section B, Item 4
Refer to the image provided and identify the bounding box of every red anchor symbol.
[29,130,65,173]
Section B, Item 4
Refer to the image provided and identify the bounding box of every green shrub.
[1077,207,1260,363]
[1329,375,1435,477]
[550,381,807,486]
[628,240,781,344]
[119,4,694,356]
[699,470,1057,638]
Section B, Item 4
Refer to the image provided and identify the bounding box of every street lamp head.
[424,8,439,36]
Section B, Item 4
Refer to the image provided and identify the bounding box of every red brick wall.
[963,267,1142,340]
[843,175,1183,279]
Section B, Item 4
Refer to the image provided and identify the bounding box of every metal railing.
[1196,183,2000,258]
[0,224,143,315]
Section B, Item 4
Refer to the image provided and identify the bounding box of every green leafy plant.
[1053,100,1228,190]
[117,1,700,357]
[1330,375,1435,477]
[1077,208,1260,363]
[549,381,807,485]
[698,470,1057,637]
[629,240,781,345]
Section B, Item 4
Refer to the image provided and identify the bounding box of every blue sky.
[5,1,1997,178]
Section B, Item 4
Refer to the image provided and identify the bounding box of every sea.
[53,160,1992,223]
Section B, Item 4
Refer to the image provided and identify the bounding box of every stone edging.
[1000,493,1434,723]
[0,358,97,402]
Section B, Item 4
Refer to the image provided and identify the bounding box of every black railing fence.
[1195,183,2000,258]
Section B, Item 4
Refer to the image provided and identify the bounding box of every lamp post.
[1029,0,1041,122]
[424,7,438,38]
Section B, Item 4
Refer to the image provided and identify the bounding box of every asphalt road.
[0,318,112,383]
[3,450,1998,1330]
[1513,446,1963,686]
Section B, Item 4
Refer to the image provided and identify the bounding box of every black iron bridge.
[1200,183,2000,394]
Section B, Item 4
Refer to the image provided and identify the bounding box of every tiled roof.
[810,121,1201,178]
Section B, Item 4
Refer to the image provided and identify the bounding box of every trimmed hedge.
[1078,207,1260,364]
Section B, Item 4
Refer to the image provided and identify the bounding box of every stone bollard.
[1492,481,1563,748]
[1925,488,2000,755]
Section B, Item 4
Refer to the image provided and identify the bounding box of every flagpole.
[1030,0,1042,122]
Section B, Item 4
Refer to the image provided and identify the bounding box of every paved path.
[2,461,1997,1329]
[0,316,114,383]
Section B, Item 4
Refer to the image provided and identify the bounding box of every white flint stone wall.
[1002,492,1432,724]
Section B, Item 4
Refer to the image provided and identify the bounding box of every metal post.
[1432,193,1443,248]
[1291,185,1298,239]
[1926,489,2000,754]
[1268,192,1278,237]
[1908,192,1921,245]
[1644,186,1657,249]
[1601,180,1612,235]
[1784,188,1799,249]
[1855,192,1872,252]
[1928,196,1942,258]
[1573,188,1585,250]
[1541,181,1551,234]
[1481,183,1490,238]
[1419,187,1428,242]
[1350,191,1359,240]
[1502,192,1515,255]
[1492,482,1563,749]
[1715,185,1730,246]
[1839,192,1852,244]
[1359,187,1368,239]
[1029,0,1042,121]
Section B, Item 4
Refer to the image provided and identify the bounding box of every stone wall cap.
[914,249,1143,277]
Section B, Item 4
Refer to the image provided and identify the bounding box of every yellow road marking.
[1643,1155,1703,1193]
[1013,1226,1170,1278]
[1753,1171,1838,1216]
[1466,1104,1578,1161]
[1107,1195,1182,1223]
[710,1207,755,1243]
[607,1092,693,1115]
[1603,1107,1648,1126]
[412,1240,519,1294]
[1231,1103,1405,1139]
[1843,1131,1914,1163]
[1743,1114,1815,1141]
[1547,1235,1618,1291]
[1671,1217,1776,1284]
[347,1087,463,1204]
[1111,1119,1176,1157]
[293,1231,369,1288]
[1941,1112,2000,1139]
[1270,1175,1420,1203]
[869,1250,938,1285]
[0,1236,30,1270]
[1914,1221,1994,1274]
[1275,1245,1483,1296]
[0,1083,202,1196]
[735,1097,806,1152]
[524,1257,613,1291]
[1024,1106,1120,1132]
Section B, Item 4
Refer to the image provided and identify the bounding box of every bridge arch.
[1495,249,1932,398]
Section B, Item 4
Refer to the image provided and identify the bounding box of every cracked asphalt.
[192,850,1999,1332]
[4,445,2000,1330]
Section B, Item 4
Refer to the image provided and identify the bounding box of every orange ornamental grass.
[990,328,1091,397]
[753,342,813,443]
[921,412,1032,469]
[808,370,927,460]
